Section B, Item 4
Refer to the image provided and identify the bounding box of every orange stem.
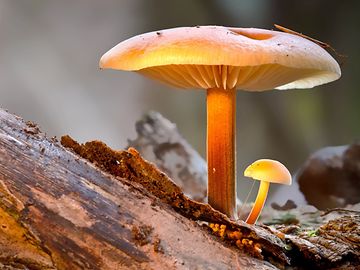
[207,87,236,218]
[245,181,270,224]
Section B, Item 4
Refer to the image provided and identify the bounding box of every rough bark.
[0,108,277,269]
[0,108,359,270]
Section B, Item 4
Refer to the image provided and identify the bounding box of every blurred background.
[1,1,359,204]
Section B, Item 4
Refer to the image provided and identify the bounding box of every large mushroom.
[99,26,341,219]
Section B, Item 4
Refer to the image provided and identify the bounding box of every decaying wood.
[0,107,277,270]
[61,135,360,270]
[260,205,360,269]
[60,136,289,266]
[1,107,359,270]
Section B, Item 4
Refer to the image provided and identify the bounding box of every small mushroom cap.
[244,159,292,185]
[100,26,341,91]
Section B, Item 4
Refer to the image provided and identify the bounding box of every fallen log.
[1,107,359,270]
[0,108,276,269]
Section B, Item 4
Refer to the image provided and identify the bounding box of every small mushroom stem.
[207,87,236,218]
[245,181,270,224]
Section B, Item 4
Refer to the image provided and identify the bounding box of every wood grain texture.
[1,107,359,270]
[0,108,277,270]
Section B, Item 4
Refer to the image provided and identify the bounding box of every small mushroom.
[244,159,292,224]
[99,26,340,219]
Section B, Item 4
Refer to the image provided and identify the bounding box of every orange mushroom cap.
[244,159,292,185]
[100,26,341,91]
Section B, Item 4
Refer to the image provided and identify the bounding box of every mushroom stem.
[245,181,270,224]
[207,87,236,218]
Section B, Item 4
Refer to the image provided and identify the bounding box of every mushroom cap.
[244,159,292,185]
[100,26,341,91]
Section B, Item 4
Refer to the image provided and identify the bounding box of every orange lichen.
[208,223,263,259]
[219,224,227,238]
[228,230,242,240]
